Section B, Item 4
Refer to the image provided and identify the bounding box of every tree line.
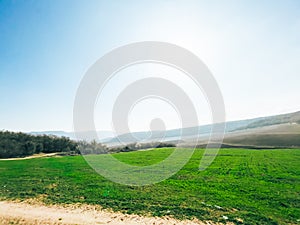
[0,130,176,158]
[77,140,175,154]
[109,142,176,153]
[0,131,78,158]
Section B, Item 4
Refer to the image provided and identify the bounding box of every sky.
[0,0,300,132]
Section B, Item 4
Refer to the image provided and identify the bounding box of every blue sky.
[0,0,300,132]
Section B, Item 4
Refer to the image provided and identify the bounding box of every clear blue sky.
[0,0,299,132]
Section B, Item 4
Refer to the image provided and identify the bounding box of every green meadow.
[0,148,299,224]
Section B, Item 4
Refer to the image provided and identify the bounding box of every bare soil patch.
[0,201,218,225]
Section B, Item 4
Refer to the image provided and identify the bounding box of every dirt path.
[0,201,209,225]
[0,153,59,161]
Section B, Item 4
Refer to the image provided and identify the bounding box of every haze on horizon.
[0,0,299,133]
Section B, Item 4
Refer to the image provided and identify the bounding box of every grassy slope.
[0,148,299,224]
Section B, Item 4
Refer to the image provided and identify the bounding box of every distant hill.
[28,118,260,145]
[29,131,115,141]
[221,122,300,148]
[29,111,300,148]
[182,112,300,149]
[103,117,263,145]
[234,111,300,130]
[29,131,74,138]
[125,111,300,148]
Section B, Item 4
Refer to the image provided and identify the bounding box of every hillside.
[103,117,263,145]
[234,111,300,130]
[221,122,300,148]
[106,111,300,147]
[28,111,300,148]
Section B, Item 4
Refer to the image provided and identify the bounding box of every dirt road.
[0,201,209,225]
[0,153,58,161]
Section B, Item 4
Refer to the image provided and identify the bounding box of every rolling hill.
[29,111,300,148]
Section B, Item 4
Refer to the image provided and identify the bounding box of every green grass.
[0,148,299,224]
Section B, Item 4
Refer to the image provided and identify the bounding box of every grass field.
[0,148,299,224]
